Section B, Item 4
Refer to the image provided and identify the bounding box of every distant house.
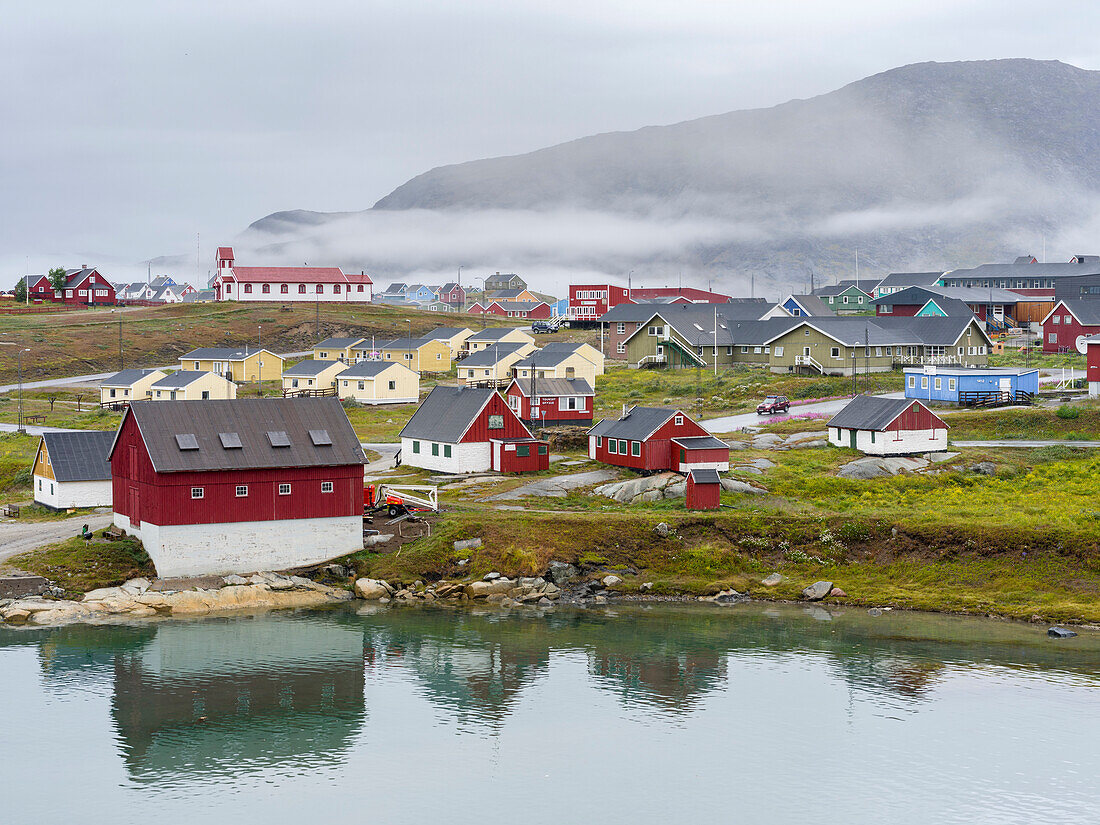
[337,361,419,405]
[61,267,116,306]
[827,395,948,455]
[484,272,527,292]
[815,283,874,313]
[459,342,538,385]
[313,337,368,363]
[437,282,466,309]
[505,377,594,427]
[486,288,538,303]
[32,430,115,510]
[179,347,284,382]
[281,360,348,396]
[399,386,549,474]
[588,407,730,473]
[417,326,475,358]
[182,289,216,304]
[1086,335,1100,397]
[150,371,238,401]
[512,342,604,385]
[482,300,552,319]
[549,297,570,317]
[377,282,409,303]
[100,369,169,407]
[20,274,57,301]
[377,337,452,372]
[872,272,943,299]
[903,366,1039,405]
[109,398,366,577]
[212,247,372,303]
[465,327,536,352]
[780,294,836,318]
[1040,300,1100,353]
[404,284,437,303]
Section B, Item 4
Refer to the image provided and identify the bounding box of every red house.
[483,300,552,319]
[1041,300,1100,353]
[400,385,549,473]
[20,274,57,302]
[686,468,722,510]
[62,267,116,305]
[109,398,366,578]
[505,377,594,427]
[438,282,466,308]
[569,284,633,321]
[588,406,730,472]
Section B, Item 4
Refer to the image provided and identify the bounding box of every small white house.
[32,431,115,510]
[827,395,948,456]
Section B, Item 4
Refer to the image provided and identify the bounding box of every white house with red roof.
[212,247,373,303]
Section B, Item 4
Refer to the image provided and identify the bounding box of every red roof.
[217,247,234,259]
[230,266,350,284]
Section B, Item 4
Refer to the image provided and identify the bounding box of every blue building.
[903,366,1039,405]
[550,297,569,317]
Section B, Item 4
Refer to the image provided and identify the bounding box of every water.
[2,603,1098,824]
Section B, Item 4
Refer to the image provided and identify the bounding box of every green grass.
[0,432,38,496]
[945,404,1100,441]
[5,535,154,597]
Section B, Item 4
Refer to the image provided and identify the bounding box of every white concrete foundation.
[34,475,112,510]
[829,427,947,456]
[115,514,362,578]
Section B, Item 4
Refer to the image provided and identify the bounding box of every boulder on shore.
[802,581,833,601]
[354,578,394,600]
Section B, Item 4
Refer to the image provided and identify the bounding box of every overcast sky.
[3,0,1099,279]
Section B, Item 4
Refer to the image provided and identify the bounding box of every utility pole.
[713,305,718,376]
[315,299,320,342]
[118,320,123,370]
[17,348,29,433]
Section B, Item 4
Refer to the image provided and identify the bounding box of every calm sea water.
[2,602,1098,825]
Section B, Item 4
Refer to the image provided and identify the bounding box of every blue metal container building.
[903,366,1039,405]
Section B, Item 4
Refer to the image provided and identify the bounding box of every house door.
[849,429,857,449]
[803,346,811,357]
[129,486,141,526]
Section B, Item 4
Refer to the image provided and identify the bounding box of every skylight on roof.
[219,432,242,449]
[175,434,199,451]
[693,324,704,331]
[309,429,333,446]
[267,431,291,448]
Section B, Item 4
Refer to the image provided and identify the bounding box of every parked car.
[756,395,790,415]
[531,320,557,333]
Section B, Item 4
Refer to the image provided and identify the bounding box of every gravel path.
[0,513,113,565]
[487,468,618,500]
[951,439,1100,448]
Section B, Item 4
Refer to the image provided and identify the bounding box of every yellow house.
[377,337,452,373]
[418,326,475,358]
[337,361,420,405]
[465,327,536,353]
[149,371,238,401]
[281,359,348,396]
[312,337,367,362]
[99,368,168,406]
[512,343,604,385]
[179,347,284,382]
[458,341,537,385]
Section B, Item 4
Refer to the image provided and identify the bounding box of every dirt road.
[0,513,113,566]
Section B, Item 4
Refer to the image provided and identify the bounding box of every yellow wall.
[338,364,420,403]
[514,352,599,384]
[99,370,167,404]
[281,361,348,391]
[466,329,536,351]
[312,343,362,361]
[179,351,284,382]
[33,440,54,481]
[151,373,238,401]
[379,339,452,373]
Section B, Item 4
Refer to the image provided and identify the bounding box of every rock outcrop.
[595,473,765,504]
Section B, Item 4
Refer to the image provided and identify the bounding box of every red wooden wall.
[460,392,533,443]
[883,402,947,433]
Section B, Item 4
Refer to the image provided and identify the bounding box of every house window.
[831,347,840,358]
[631,441,640,456]
[334,284,341,293]
[617,323,625,334]
[235,485,248,497]
[875,347,882,357]
[226,284,232,293]
[321,481,333,493]
[432,443,439,456]
[244,284,252,293]
[412,441,420,454]
[920,377,928,389]
[358,381,365,390]
[517,445,530,457]
[110,388,116,398]
[358,285,365,292]
[191,487,204,499]
[299,284,307,293]
[843,296,849,304]
[674,415,684,425]
[857,297,864,304]
[774,346,783,356]
[262,284,270,293]
[741,346,749,353]
[444,445,451,458]
[726,346,733,355]
[1048,333,1057,343]
[277,483,292,496]
[618,439,627,454]
[958,347,964,356]
[1052,315,1060,324]
[934,377,942,390]
[608,439,617,454]
[885,347,892,356]
[948,378,956,391]
[596,436,603,448]
[316,285,323,293]
[617,342,626,354]
[1065,315,1072,324]
[979,346,986,355]
[488,415,504,429]
[388,380,396,390]
[648,326,664,336]
[754,346,762,354]
[538,445,547,455]
[281,284,288,293]
[908,376,916,388]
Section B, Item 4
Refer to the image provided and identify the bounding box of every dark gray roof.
[491,300,546,311]
[588,407,679,440]
[461,342,528,367]
[422,327,470,339]
[150,371,211,388]
[378,337,433,350]
[513,348,576,369]
[507,377,593,397]
[1060,300,1100,326]
[401,386,516,442]
[787,295,836,316]
[763,316,988,347]
[671,435,730,451]
[114,398,364,473]
[41,431,115,482]
[315,337,366,349]
[102,368,162,386]
[828,395,942,431]
[486,288,528,299]
[467,327,524,342]
[688,468,721,485]
[630,306,793,347]
[872,286,1021,305]
[340,360,408,378]
[813,281,874,297]
[181,347,277,361]
[283,359,345,377]
[944,261,1100,280]
[876,271,943,288]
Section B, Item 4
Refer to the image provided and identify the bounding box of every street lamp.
[17,348,30,433]
[405,318,413,371]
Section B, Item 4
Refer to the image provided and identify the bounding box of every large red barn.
[504,377,594,427]
[109,398,366,577]
[588,407,730,473]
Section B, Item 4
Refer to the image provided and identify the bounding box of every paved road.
[362,442,400,475]
[0,513,113,565]
[703,393,906,434]
[951,439,1100,448]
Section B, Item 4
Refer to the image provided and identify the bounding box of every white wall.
[219,283,373,303]
[1090,381,1100,398]
[400,438,490,473]
[829,426,947,455]
[34,475,112,509]
[679,460,730,472]
[120,514,363,578]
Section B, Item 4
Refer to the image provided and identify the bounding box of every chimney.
[621,403,629,419]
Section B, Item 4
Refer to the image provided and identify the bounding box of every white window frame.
[235,485,248,497]
[321,481,334,493]
[674,415,684,426]
[191,487,204,499]
[278,483,292,495]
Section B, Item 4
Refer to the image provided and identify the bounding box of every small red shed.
[685,468,722,510]
[588,406,730,472]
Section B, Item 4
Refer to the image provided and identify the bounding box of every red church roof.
[217,247,234,259]
[230,266,350,284]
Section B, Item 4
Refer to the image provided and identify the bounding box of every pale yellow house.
[312,337,367,362]
[458,341,537,385]
[149,371,238,401]
[281,359,348,395]
[465,327,536,353]
[99,368,168,406]
[419,326,475,358]
[178,347,284,382]
[376,337,452,373]
[337,361,420,405]
[512,342,604,385]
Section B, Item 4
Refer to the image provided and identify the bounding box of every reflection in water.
[109,615,367,782]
